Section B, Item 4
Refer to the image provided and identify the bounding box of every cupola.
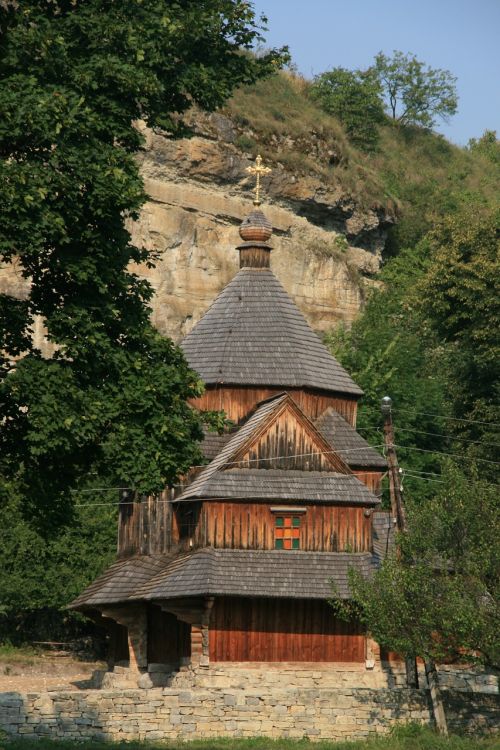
[238,154,274,268]
[238,208,273,268]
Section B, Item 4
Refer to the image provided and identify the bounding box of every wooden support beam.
[101,604,148,672]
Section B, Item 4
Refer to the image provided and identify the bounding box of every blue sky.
[251,0,500,145]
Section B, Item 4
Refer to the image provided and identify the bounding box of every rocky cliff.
[0,109,395,354]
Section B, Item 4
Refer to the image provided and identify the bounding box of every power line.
[71,487,128,494]
[403,473,446,485]
[71,443,389,497]
[71,436,500,505]
[395,408,500,429]
[358,424,499,449]
[395,426,500,449]
[395,444,500,466]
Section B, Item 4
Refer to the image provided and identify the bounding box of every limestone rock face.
[0,112,394,353]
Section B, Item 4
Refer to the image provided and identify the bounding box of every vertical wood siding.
[235,406,347,472]
[193,502,372,552]
[210,598,365,662]
[352,471,384,495]
[118,491,179,558]
[191,387,358,426]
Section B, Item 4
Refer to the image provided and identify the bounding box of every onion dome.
[239,209,273,243]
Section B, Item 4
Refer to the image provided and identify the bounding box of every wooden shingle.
[181,268,363,396]
[315,408,387,468]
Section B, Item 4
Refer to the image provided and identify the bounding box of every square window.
[273,513,301,550]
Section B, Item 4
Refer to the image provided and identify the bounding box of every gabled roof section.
[181,268,363,396]
[231,394,351,473]
[316,408,387,469]
[177,393,361,502]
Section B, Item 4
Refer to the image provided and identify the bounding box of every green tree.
[374,51,458,128]
[0,479,116,643]
[338,464,500,667]
[468,130,500,165]
[419,205,500,473]
[310,67,385,150]
[0,1,287,519]
[325,243,449,498]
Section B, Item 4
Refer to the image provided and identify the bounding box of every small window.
[274,515,301,550]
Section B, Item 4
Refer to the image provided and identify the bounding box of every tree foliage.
[0,479,116,643]
[374,51,458,128]
[419,205,500,475]
[327,186,499,669]
[310,67,385,151]
[325,243,448,499]
[468,130,500,165]
[342,464,500,666]
[0,1,287,518]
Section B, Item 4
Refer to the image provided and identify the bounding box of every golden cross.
[245,154,272,206]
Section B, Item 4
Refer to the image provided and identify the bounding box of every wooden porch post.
[159,597,214,668]
[101,605,148,671]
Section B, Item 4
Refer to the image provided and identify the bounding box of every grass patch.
[0,642,42,664]
[225,72,387,209]
[3,727,500,750]
[223,71,499,228]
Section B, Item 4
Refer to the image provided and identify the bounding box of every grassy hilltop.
[224,71,498,253]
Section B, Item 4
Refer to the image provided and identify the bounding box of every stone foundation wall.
[166,662,499,694]
[1,687,498,741]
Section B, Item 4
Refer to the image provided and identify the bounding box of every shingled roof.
[181,268,363,396]
[315,408,387,469]
[177,469,380,505]
[372,510,395,562]
[71,548,375,609]
[69,555,170,609]
[136,548,374,601]
[180,393,379,505]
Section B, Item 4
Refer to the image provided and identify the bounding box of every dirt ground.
[0,654,106,693]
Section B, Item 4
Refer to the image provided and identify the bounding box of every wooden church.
[71,160,390,680]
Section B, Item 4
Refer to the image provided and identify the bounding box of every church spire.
[239,155,273,268]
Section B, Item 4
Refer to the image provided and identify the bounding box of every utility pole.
[381,396,448,735]
[381,396,417,689]
[381,396,406,532]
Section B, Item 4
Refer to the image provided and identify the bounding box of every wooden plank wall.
[118,491,180,558]
[352,471,383,495]
[236,407,346,472]
[192,502,372,552]
[210,597,365,662]
[191,387,358,426]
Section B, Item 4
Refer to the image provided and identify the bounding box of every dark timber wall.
[191,386,358,426]
[209,598,365,662]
